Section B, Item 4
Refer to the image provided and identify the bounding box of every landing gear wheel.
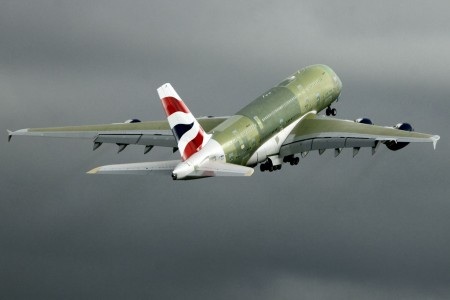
[326,107,332,116]
[331,108,337,116]
[260,159,274,173]
[287,156,299,166]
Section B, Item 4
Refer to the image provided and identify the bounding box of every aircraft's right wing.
[8,117,227,153]
[280,115,440,157]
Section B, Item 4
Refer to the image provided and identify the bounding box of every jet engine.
[124,119,141,123]
[385,122,414,151]
[354,117,373,125]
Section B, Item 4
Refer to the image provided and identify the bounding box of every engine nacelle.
[355,117,373,125]
[385,122,414,151]
[124,119,141,123]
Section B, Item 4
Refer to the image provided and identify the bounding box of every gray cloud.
[1,0,449,299]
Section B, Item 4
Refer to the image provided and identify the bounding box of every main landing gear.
[283,155,299,166]
[260,160,281,172]
[326,106,337,116]
[260,155,299,172]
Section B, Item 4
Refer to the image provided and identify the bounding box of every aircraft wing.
[8,117,227,152]
[280,115,440,157]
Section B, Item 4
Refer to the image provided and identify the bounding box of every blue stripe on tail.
[172,122,194,140]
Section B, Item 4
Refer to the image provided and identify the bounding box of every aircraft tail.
[157,83,210,160]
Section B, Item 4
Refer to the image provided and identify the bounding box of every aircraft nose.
[321,65,342,95]
[336,74,342,91]
[331,70,342,97]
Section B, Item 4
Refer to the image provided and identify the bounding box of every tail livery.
[157,83,210,160]
[85,83,253,179]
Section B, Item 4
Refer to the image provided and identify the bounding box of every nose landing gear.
[326,106,337,116]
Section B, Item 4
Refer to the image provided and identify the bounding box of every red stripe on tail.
[182,131,204,160]
[161,97,190,116]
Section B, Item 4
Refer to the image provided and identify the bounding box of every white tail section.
[87,160,179,175]
[157,83,210,160]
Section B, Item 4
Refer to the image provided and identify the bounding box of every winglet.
[431,135,440,150]
[87,167,100,174]
[7,130,12,142]
[6,128,30,140]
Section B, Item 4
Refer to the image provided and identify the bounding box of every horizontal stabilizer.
[87,160,179,175]
[194,161,254,177]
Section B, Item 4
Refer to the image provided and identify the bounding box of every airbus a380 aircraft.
[8,65,440,180]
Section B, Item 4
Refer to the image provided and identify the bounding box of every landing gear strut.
[326,106,337,116]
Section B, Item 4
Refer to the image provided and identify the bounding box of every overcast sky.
[1,1,449,299]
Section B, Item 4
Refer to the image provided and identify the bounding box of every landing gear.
[283,155,299,166]
[326,106,337,116]
[260,155,300,173]
[259,159,282,172]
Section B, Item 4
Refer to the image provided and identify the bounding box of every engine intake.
[355,117,373,125]
[385,122,414,151]
[124,119,141,123]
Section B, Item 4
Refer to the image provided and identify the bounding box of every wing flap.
[93,134,176,148]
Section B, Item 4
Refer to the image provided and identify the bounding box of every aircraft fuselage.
[172,65,343,179]
[211,64,342,165]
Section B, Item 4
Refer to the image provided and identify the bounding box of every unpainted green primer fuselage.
[211,64,342,165]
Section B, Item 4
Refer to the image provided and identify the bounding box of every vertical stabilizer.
[157,83,210,160]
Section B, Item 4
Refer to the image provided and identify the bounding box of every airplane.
[8,64,440,180]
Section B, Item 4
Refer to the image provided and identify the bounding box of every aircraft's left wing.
[280,115,440,158]
[8,117,227,153]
